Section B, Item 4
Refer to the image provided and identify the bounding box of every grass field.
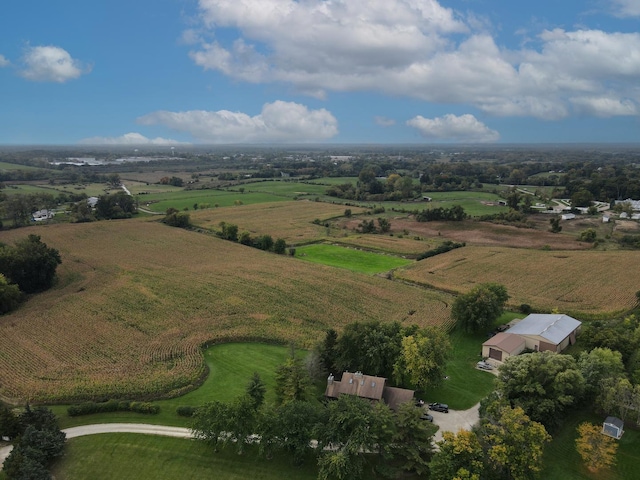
[295,243,412,274]
[240,180,328,197]
[51,434,319,480]
[0,219,454,403]
[394,245,640,317]
[331,234,434,255]
[136,189,290,212]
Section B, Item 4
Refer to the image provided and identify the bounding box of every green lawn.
[425,329,496,410]
[541,409,640,480]
[52,343,307,429]
[51,434,319,480]
[295,243,413,274]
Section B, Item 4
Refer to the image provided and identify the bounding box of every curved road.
[0,405,480,468]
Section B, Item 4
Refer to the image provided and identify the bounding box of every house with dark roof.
[324,371,414,411]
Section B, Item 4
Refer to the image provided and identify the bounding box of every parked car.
[420,413,434,422]
[429,402,449,413]
[477,360,494,370]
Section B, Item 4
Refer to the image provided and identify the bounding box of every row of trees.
[217,221,288,254]
[315,321,450,392]
[191,352,436,479]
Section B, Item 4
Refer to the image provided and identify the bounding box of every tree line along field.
[394,245,640,317]
[0,218,453,403]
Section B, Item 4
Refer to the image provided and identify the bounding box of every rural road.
[0,407,480,468]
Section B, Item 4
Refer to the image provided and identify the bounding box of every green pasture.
[124,181,182,195]
[0,184,61,196]
[240,180,328,197]
[0,161,50,172]
[136,190,289,212]
[306,177,358,186]
[52,343,306,429]
[51,434,319,480]
[53,183,121,197]
[295,243,413,274]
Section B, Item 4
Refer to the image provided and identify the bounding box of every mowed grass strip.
[395,245,640,316]
[296,243,412,274]
[0,219,453,402]
[51,434,319,480]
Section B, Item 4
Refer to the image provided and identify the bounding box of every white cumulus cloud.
[407,114,499,143]
[20,45,89,83]
[609,0,640,17]
[137,101,338,143]
[0,55,9,67]
[188,0,640,120]
[78,133,186,145]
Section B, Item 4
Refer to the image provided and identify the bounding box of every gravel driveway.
[430,403,480,443]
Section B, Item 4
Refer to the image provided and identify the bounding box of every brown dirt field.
[395,245,640,317]
[359,217,595,250]
[0,219,452,403]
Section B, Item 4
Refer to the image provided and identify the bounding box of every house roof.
[507,314,581,345]
[325,372,386,401]
[604,416,624,429]
[482,332,525,354]
[382,386,415,411]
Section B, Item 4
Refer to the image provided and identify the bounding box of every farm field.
[295,243,412,274]
[190,200,365,243]
[0,219,453,403]
[382,217,593,250]
[136,189,289,212]
[51,434,319,480]
[395,245,640,317]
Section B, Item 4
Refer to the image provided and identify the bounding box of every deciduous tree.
[429,430,485,480]
[480,405,551,480]
[451,283,509,333]
[496,352,585,428]
[0,235,61,293]
[393,327,450,391]
[576,422,618,472]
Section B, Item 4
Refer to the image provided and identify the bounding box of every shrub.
[176,405,196,417]
[67,400,159,416]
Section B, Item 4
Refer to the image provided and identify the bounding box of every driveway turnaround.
[430,403,480,443]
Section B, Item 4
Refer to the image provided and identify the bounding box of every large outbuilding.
[482,314,581,363]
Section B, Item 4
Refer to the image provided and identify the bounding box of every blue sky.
[1,0,639,145]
